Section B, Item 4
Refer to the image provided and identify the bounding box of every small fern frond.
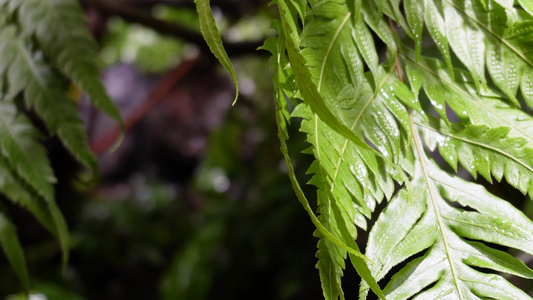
[0,0,122,286]
[264,12,385,297]
[418,115,533,196]
[293,104,397,228]
[0,99,56,202]
[0,25,98,184]
[0,156,66,245]
[8,0,123,129]
[404,55,533,147]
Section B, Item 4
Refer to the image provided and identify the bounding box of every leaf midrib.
[318,12,351,91]
[410,111,465,300]
[401,53,533,143]
[414,120,533,174]
[328,65,396,195]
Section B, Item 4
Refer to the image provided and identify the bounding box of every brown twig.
[90,53,203,154]
[387,18,404,82]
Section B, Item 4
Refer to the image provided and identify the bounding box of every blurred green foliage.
[100,18,186,73]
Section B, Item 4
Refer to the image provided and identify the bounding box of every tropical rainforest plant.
[2,0,533,299]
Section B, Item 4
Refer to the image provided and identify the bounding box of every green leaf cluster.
[0,0,121,292]
[262,0,533,298]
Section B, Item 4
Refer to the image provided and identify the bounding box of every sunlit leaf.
[195,0,239,104]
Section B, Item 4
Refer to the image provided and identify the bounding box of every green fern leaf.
[298,1,418,161]
[443,0,487,91]
[0,0,124,287]
[278,0,375,153]
[404,0,424,59]
[423,0,454,76]
[294,104,397,227]
[440,0,532,106]
[0,98,70,267]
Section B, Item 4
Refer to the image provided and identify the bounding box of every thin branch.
[388,18,404,82]
[90,53,203,154]
[87,0,266,56]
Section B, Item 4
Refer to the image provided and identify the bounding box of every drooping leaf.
[278,0,385,157]
[299,1,414,162]
[194,0,239,104]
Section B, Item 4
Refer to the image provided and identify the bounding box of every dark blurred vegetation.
[0,1,327,299]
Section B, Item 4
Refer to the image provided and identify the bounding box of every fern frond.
[0,99,55,203]
[0,156,67,246]
[294,104,397,228]
[361,134,533,299]
[0,96,70,270]
[0,0,122,284]
[264,15,385,297]
[411,0,533,107]
[0,25,98,185]
[268,0,533,299]
[8,0,123,129]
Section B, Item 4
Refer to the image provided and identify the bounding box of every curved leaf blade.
[195,0,239,104]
